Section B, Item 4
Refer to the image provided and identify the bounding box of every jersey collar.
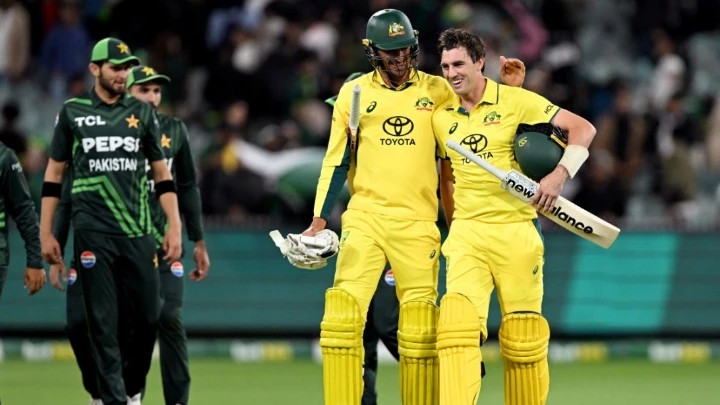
[371,69,418,91]
[446,78,499,115]
[89,86,129,108]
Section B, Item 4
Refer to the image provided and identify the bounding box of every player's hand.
[163,226,182,263]
[49,262,67,291]
[302,217,327,236]
[532,166,569,212]
[41,233,62,265]
[500,56,526,88]
[190,240,210,282]
[24,267,46,295]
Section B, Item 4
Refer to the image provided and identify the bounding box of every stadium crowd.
[2,0,720,228]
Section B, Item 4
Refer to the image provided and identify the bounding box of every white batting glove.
[269,229,340,270]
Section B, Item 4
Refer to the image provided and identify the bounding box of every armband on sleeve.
[155,180,177,196]
[41,182,62,198]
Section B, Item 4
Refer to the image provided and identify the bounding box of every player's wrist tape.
[155,180,177,196]
[558,145,589,179]
[41,181,62,198]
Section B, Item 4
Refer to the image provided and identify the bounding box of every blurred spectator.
[646,92,700,210]
[40,0,91,100]
[573,150,628,224]
[0,102,27,160]
[0,0,30,83]
[592,81,647,185]
[647,30,686,116]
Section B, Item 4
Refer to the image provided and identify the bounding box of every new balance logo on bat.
[505,177,594,234]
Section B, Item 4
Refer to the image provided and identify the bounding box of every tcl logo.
[74,116,106,127]
[82,136,140,153]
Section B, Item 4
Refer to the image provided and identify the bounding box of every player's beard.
[98,71,126,97]
[380,62,411,88]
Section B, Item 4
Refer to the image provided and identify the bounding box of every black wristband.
[155,180,176,196]
[41,181,62,198]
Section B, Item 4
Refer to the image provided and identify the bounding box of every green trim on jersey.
[71,176,144,238]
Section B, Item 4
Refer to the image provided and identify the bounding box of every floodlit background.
[1,0,720,404]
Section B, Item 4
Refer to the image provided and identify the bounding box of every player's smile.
[450,76,464,90]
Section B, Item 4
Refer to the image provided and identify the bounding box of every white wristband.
[558,145,589,179]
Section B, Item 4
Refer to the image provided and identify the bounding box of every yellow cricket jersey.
[313,70,454,221]
[433,78,561,223]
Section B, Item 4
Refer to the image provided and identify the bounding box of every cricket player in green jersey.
[50,65,209,405]
[0,142,45,299]
[39,38,182,405]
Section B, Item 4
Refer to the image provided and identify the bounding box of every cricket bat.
[446,139,621,249]
[349,84,361,150]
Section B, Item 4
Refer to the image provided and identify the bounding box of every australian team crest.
[483,111,502,126]
[415,97,434,111]
[388,22,405,37]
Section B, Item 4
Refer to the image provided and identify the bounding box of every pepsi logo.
[171,262,184,277]
[80,251,96,268]
[68,269,77,285]
[384,269,395,286]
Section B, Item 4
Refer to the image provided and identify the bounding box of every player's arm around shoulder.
[307,82,355,236]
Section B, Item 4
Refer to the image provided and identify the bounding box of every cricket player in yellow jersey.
[432,29,596,405]
[299,9,454,405]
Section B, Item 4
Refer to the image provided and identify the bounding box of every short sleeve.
[514,88,561,124]
[48,105,73,162]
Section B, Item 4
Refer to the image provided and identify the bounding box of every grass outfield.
[1,359,718,404]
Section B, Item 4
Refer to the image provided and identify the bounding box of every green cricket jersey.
[52,113,204,251]
[49,87,165,238]
[0,143,42,269]
[147,114,203,246]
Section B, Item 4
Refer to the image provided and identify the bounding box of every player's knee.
[319,288,364,351]
[437,293,482,351]
[65,313,87,337]
[499,312,550,364]
[158,304,182,329]
[398,300,438,359]
[65,303,88,336]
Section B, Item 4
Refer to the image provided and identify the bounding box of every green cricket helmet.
[513,123,568,182]
[362,9,420,72]
[325,72,366,106]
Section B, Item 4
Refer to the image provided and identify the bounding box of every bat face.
[502,170,619,248]
[447,140,621,249]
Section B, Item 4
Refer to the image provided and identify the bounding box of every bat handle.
[349,128,358,150]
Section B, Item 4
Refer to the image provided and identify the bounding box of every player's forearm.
[41,160,65,237]
[40,197,60,238]
[159,193,182,231]
[178,185,204,241]
[439,159,456,227]
[553,109,596,178]
[10,192,42,268]
[440,181,455,228]
[15,203,43,269]
[312,161,350,220]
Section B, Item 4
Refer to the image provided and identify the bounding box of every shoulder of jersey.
[64,97,92,107]
[341,72,373,91]
[498,82,527,99]
[170,116,189,138]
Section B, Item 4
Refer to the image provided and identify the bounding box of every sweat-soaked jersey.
[49,88,165,238]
